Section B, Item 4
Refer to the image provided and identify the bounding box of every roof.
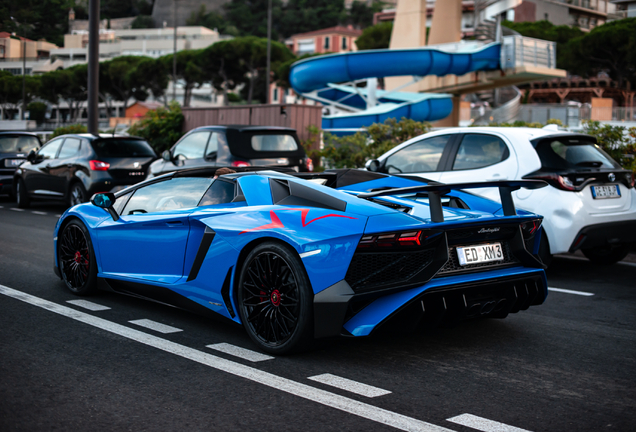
[290,26,363,39]
[195,125,297,133]
[0,32,33,42]
[128,101,164,111]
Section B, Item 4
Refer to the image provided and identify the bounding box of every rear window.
[534,138,620,170]
[251,134,298,152]
[92,139,156,158]
[0,135,40,153]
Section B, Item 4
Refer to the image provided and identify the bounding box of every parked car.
[148,125,313,178]
[54,167,547,354]
[366,127,636,265]
[0,131,42,197]
[14,134,157,208]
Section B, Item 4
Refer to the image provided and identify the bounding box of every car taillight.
[357,230,441,250]
[304,156,314,172]
[521,218,542,240]
[231,160,251,167]
[89,160,110,171]
[626,172,635,188]
[524,173,574,191]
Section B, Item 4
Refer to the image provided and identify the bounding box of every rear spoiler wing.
[358,180,548,222]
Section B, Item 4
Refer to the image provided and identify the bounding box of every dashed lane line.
[447,414,532,432]
[129,319,183,334]
[67,299,111,311]
[548,287,594,297]
[308,373,392,398]
[0,284,456,432]
[32,211,47,215]
[206,342,274,362]
[10,208,24,212]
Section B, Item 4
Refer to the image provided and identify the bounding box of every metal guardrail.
[501,35,556,70]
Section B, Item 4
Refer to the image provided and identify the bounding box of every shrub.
[128,102,185,153]
[50,124,87,139]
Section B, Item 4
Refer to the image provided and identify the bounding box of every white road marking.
[548,287,594,297]
[206,343,274,362]
[300,249,321,259]
[447,414,531,432]
[128,319,183,334]
[618,261,636,268]
[0,205,3,208]
[66,299,111,311]
[0,284,456,432]
[32,211,47,215]
[308,373,392,398]
[55,214,62,217]
[10,208,25,212]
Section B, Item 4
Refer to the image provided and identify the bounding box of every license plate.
[457,243,504,266]
[592,185,620,199]
[6,159,24,167]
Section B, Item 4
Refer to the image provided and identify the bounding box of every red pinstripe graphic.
[239,208,356,234]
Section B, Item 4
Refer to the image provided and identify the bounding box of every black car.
[0,131,42,197]
[148,125,313,178]
[14,134,157,208]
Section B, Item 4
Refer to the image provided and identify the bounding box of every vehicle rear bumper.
[314,268,547,338]
[569,220,636,252]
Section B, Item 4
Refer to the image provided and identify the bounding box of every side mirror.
[162,150,173,163]
[27,149,37,162]
[367,159,380,172]
[90,192,119,221]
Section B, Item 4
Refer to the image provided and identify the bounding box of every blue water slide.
[289,43,502,129]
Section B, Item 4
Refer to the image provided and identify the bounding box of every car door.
[380,134,456,182]
[95,177,214,284]
[51,137,82,196]
[438,133,518,201]
[23,138,65,197]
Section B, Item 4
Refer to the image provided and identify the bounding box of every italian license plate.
[6,159,25,167]
[457,243,504,266]
[592,185,620,199]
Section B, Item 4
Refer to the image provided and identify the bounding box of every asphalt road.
[1,196,635,432]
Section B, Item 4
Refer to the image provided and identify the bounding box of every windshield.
[91,139,156,158]
[251,134,298,152]
[534,138,620,170]
[0,135,40,153]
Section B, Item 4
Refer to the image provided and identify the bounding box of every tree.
[200,41,247,106]
[27,101,47,124]
[128,102,185,153]
[562,18,636,88]
[224,0,284,38]
[160,50,205,107]
[347,0,385,29]
[100,56,150,113]
[0,71,22,120]
[355,21,393,50]
[131,15,155,29]
[279,0,347,38]
[0,0,73,47]
[186,4,239,36]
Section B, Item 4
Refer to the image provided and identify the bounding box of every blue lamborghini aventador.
[53,167,549,354]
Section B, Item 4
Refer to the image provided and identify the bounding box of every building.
[513,0,622,31]
[0,32,58,76]
[609,0,636,18]
[287,26,363,56]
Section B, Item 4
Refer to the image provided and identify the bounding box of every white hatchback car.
[366,127,636,265]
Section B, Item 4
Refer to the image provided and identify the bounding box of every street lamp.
[265,0,272,105]
[87,0,100,134]
[173,0,177,102]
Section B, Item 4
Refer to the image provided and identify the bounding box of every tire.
[15,178,30,208]
[57,219,98,295]
[237,242,313,355]
[582,244,630,265]
[69,182,88,207]
[537,231,552,267]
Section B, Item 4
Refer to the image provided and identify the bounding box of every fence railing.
[501,36,557,70]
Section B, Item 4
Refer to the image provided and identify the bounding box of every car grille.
[345,248,435,293]
[436,240,518,276]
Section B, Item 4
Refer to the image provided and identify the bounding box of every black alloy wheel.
[69,182,87,207]
[16,178,30,208]
[58,220,97,295]
[237,242,313,354]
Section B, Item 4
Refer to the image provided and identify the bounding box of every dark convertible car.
[14,134,156,208]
